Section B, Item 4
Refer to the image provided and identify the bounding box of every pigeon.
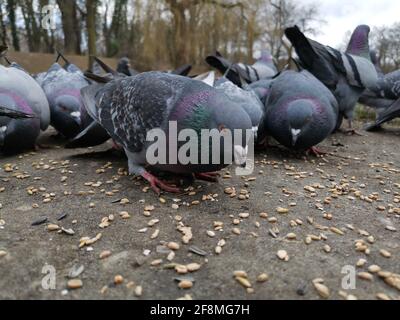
[0,48,50,153]
[285,25,378,133]
[0,48,50,131]
[214,76,264,140]
[206,50,278,87]
[358,52,400,130]
[80,70,252,194]
[116,57,139,76]
[39,53,92,139]
[248,79,273,106]
[258,70,338,154]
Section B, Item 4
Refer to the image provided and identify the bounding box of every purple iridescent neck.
[0,88,34,114]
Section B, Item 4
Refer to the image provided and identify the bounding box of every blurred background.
[0,0,399,74]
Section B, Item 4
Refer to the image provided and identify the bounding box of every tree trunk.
[0,4,8,46]
[7,0,20,51]
[56,0,79,54]
[86,0,97,70]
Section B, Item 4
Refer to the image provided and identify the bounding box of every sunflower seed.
[189,246,207,256]
[68,265,85,278]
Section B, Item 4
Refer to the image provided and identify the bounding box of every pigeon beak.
[234,145,248,167]
[70,111,81,126]
[291,128,301,146]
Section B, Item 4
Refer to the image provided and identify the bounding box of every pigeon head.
[286,99,314,147]
[346,25,371,59]
[117,57,132,76]
[208,93,253,166]
[51,95,83,137]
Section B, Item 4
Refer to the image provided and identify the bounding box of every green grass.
[355,104,400,127]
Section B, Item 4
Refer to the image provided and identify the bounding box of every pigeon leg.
[194,172,220,182]
[126,152,180,194]
[344,120,364,136]
[141,171,181,195]
[306,147,326,157]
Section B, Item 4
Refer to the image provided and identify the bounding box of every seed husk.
[67,279,83,289]
[31,217,48,226]
[189,246,207,256]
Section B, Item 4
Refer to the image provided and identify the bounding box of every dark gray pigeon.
[259,70,338,153]
[117,57,139,76]
[39,54,92,139]
[359,52,400,130]
[206,50,278,87]
[80,71,252,194]
[285,25,378,133]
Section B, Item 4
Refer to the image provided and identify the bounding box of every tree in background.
[0,0,363,71]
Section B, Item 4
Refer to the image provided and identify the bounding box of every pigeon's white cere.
[70,111,81,118]
[291,129,301,137]
[0,126,7,133]
[234,145,248,166]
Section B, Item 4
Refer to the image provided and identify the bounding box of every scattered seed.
[167,242,180,250]
[358,272,374,281]
[67,279,83,289]
[368,265,381,273]
[257,273,269,282]
[178,280,193,289]
[235,276,251,288]
[277,250,289,261]
[232,228,241,235]
[135,285,143,296]
[186,263,201,272]
[99,250,112,259]
[207,230,216,238]
[47,224,60,231]
[313,282,330,299]
[276,207,289,214]
[376,293,391,300]
[175,265,188,274]
[0,250,7,258]
[114,275,124,285]
[68,265,85,279]
[286,233,297,240]
[380,249,392,258]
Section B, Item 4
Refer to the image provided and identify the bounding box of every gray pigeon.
[214,77,264,139]
[285,25,378,133]
[117,57,139,76]
[259,70,338,153]
[248,79,273,106]
[39,53,92,139]
[0,51,50,153]
[359,52,400,130]
[80,71,252,194]
[206,50,278,87]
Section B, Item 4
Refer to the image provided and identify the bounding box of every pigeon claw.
[306,147,326,157]
[194,172,220,182]
[142,172,181,195]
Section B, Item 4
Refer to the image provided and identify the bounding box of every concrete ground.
[0,123,399,300]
